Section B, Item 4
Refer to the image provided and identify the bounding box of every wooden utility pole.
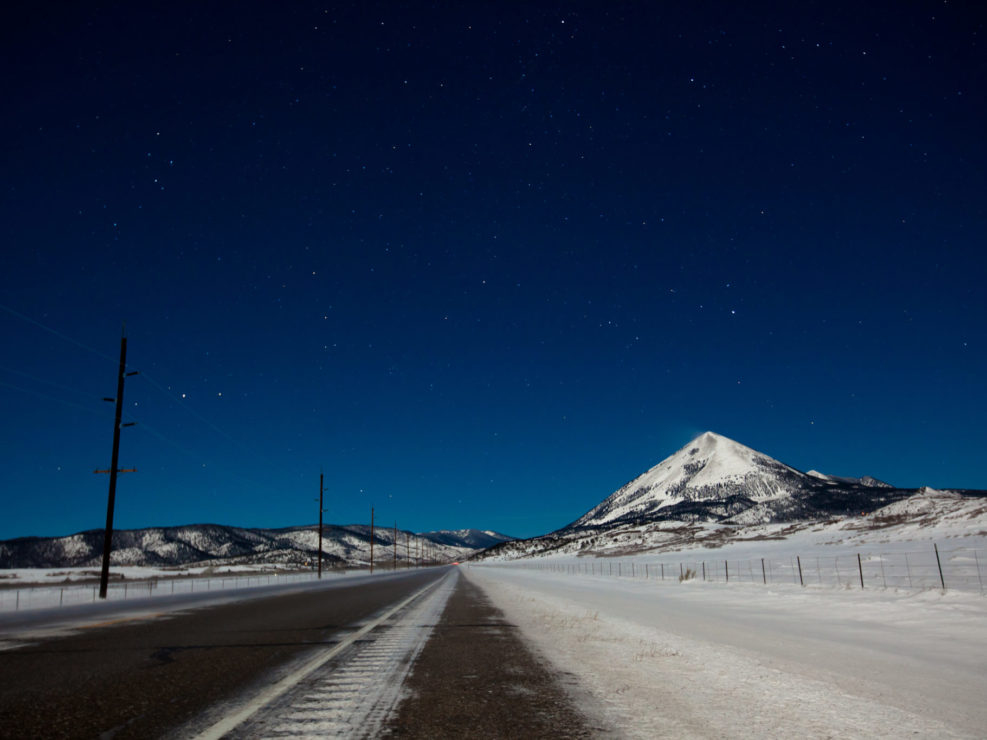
[96,328,137,599]
[393,522,397,570]
[317,473,324,578]
[370,506,375,574]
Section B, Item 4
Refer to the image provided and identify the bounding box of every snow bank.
[466,565,987,738]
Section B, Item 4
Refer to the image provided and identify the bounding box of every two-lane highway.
[0,568,449,739]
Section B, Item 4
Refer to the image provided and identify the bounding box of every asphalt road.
[0,568,448,739]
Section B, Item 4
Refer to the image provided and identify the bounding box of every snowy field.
[0,563,293,585]
[497,537,987,594]
[0,565,360,612]
[466,564,987,738]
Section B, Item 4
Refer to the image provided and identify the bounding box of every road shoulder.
[385,568,600,738]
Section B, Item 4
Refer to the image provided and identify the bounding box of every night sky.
[2,2,984,540]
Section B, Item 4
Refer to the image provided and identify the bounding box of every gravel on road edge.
[385,569,601,738]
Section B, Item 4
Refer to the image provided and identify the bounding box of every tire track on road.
[202,571,457,739]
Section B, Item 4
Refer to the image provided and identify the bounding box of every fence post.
[857,553,864,589]
[15,591,19,611]
[725,560,729,583]
[702,562,706,581]
[680,563,683,580]
[797,556,804,587]
[934,543,946,590]
[761,558,766,584]
[975,550,984,594]
[661,563,664,581]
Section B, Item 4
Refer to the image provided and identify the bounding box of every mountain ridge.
[0,524,514,570]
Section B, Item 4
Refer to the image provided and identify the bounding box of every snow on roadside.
[466,565,987,739]
[0,563,308,585]
[0,567,361,612]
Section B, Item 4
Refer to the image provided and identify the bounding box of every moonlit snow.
[466,563,987,738]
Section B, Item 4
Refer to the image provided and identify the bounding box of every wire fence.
[0,560,445,613]
[520,544,986,595]
[0,570,332,613]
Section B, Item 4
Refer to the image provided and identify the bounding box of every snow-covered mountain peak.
[568,431,806,529]
[675,431,786,482]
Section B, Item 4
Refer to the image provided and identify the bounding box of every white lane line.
[192,574,449,740]
[244,572,457,738]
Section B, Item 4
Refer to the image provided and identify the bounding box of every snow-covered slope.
[570,432,806,528]
[807,470,893,488]
[418,529,515,549]
[0,523,506,569]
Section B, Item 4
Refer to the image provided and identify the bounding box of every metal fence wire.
[527,544,985,594]
[0,570,323,612]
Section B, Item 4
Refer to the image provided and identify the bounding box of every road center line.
[192,573,449,740]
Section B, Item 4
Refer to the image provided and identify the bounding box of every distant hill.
[0,523,514,570]
[418,529,516,550]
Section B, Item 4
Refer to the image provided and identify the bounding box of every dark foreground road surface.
[386,573,597,738]
[0,569,444,739]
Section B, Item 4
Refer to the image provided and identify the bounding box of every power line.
[1,303,239,443]
[0,379,113,418]
[137,371,238,443]
[0,303,117,363]
[0,363,99,400]
[1,303,250,452]
[1,303,318,525]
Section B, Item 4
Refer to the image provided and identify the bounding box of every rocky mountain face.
[0,524,514,569]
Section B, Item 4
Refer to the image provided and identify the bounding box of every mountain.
[569,432,806,528]
[475,431,987,561]
[0,523,514,570]
[562,431,929,531]
[418,529,516,549]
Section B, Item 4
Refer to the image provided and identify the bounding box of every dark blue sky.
[2,2,984,540]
